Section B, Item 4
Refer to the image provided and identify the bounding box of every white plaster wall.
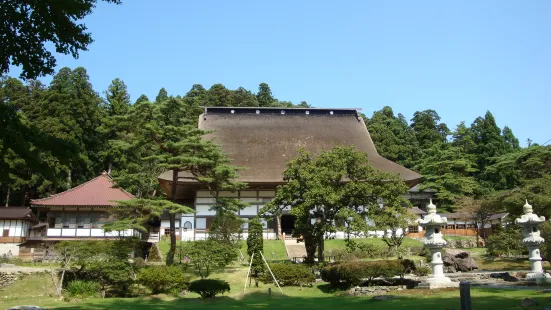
[195,206,215,216]
[0,244,20,256]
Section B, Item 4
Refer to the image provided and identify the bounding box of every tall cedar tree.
[246,218,265,287]
[1,0,121,79]
[262,147,409,263]
[97,78,132,174]
[410,109,450,150]
[364,106,421,168]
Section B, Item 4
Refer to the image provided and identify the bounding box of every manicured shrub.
[137,265,188,294]
[66,280,101,298]
[414,265,431,276]
[260,263,315,286]
[321,259,415,287]
[188,279,230,298]
[487,227,525,257]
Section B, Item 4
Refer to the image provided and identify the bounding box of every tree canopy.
[1,0,121,79]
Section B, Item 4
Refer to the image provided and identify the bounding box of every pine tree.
[416,145,479,209]
[246,218,264,287]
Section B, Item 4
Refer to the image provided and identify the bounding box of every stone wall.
[0,272,19,288]
[0,264,51,289]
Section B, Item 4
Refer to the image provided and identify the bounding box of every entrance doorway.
[281,215,295,236]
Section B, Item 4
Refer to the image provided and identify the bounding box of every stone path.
[284,239,307,262]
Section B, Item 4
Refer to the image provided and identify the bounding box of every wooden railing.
[0,236,26,243]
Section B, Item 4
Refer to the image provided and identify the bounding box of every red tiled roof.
[31,172,134,207]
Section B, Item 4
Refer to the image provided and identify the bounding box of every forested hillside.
[1,70,549,218]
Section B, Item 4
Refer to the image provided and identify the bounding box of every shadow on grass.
[47,289,551,310]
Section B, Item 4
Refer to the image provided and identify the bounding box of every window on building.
[183,221,192,232]
[445,225,455,230]
[466,224,475,229]
[2,229,9,237]
[408,226,419,233]
[196,218,207,230]
[456,224,466,229]
[164,228,170,235]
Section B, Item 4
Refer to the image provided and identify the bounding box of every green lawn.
[157,239,288,262]
[324,237,423,253]
[3,272,551,310]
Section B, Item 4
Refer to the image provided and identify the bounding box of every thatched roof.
[159,107,422,187]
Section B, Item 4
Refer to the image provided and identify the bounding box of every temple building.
[19,172,141,260]
[157,107,423,240]
[0,207,38,256]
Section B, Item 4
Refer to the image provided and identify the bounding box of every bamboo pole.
[260,251,283,294]
[242,252,254,296]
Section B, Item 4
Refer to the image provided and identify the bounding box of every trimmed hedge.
[321,259,416,287]
[260,263,315,286]
[188,279,230,298]
[137,265,188,294]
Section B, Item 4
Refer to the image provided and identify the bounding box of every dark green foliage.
[137,266,188,294]
[416,145,479,209]
[183,240,238,278]
[260,263,315,286]
[256,83,275,107]
[540,222,551,261]
[55,239,139,296]
[485,146,551,218]
[414,266,431,276]
[410,109,450,149]
[208,211,244,246]
[263,146,410,264]
[188,279,230,298]
[66,280,101,298]
[486,227,525,257]
[320,260,414,287]
[246,218,265,286]
[364,107,420,168]
[155,88,168,103]
[1,0,121,79]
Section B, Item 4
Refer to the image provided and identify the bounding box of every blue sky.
[10,1,551,146]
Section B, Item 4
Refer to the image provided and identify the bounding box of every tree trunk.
[276,215,282,240]
[318,231,325,263]
[166,169,179,265]
[66,169,72,189]
[303,232,317,264]
[107,162,112,175]
[475,226,480,248]
[5,187,9,207]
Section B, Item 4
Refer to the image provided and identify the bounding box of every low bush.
[188,279,230,298]
[260,263,316,286]
[66,280,101,298]
[414,265,431,276]
[137,265,188,294]
[321,259,416,287]
[487,227,525,257]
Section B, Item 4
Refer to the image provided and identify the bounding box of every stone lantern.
[515,200,550,278]
[418,199,454,288]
